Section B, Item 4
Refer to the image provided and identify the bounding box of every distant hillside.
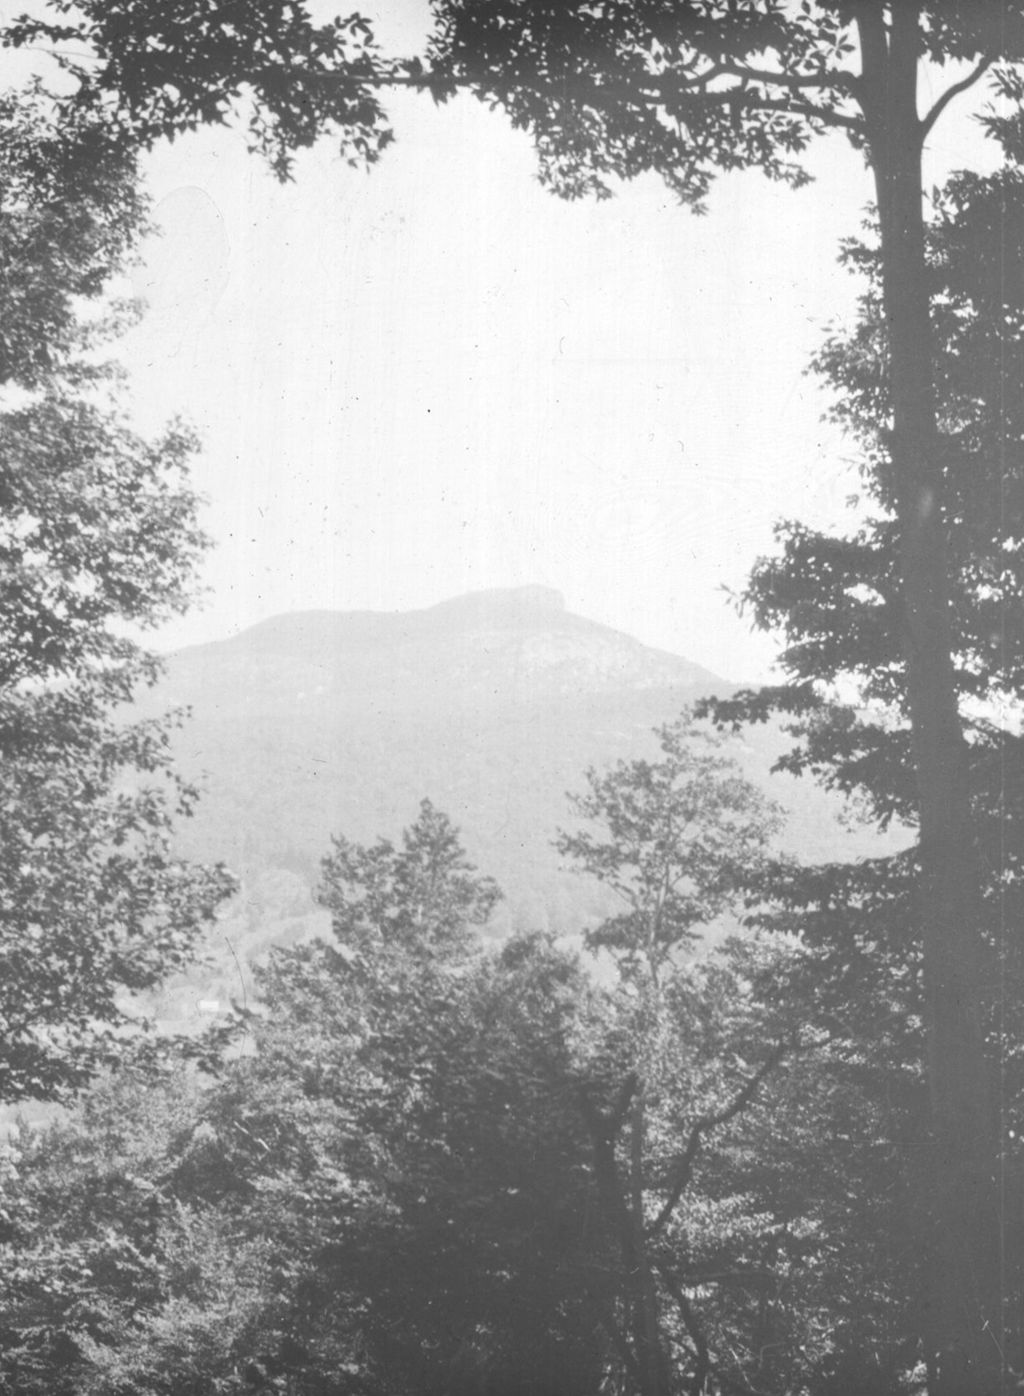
[136,588,902,1024]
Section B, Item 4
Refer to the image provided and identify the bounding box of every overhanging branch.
[314,62,867,137]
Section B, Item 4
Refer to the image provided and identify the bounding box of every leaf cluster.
[0,83,144,388]
[427,0,866,206]
[5,1,396,179]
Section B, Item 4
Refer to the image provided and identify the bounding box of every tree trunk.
[855,6,1001,1391]
[629,1091,672,1396]
[578,1083,670,1396]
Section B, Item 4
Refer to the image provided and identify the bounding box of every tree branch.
[670,1266,778,1289]
[12,27,873,147]
[576,1071,638,1143]
[650,79,864,133]
[585,1288,641,1385]
[921,56,994,138]
[735,95,864,133]
[651,56,856,99]
[317,62,867,137]
[610,1070,639,1134]
[658,1263,711,1396]
[647,1045,787,1239]
[720,62,857,94]
[850,1,890,136]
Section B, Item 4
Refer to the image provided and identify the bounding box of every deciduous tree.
[0,101,233,1103]
[557,712,781,987]
[558,717,795,1396]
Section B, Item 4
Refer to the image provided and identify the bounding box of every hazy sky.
[32,2,1001,681]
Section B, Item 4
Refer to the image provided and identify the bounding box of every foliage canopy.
[0,97,233,1102]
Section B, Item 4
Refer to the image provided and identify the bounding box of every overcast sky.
[28,1,1000,681]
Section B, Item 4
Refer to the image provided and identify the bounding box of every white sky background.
[16,0,1000,682]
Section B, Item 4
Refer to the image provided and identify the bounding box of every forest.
[1,3,1024,1394]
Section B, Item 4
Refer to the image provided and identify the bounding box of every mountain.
[138,587,899,1024]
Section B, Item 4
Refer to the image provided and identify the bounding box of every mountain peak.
[182,587,721,697]
[224,586,568,651]
[426,585,566,619]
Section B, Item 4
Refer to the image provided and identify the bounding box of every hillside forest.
[2,3,1024,1395]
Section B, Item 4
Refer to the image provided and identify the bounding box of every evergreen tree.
[704,158,1024,1386]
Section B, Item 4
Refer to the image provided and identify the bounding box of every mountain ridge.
[163,587,722,710]
[139,588,896,1026]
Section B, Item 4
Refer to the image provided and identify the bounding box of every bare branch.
[921,56,994,138]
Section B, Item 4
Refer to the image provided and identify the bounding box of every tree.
[558,718,951,1394]
[247,803,607,1393]
[0,101,234,1103]
[703,156,1024,1386]
[0,805,614,1395]
[635,933,926,1396]
[0,1051,245,1396]
[184,802,512,1393]
[0,789,919,1396]
[415,7,1024,1388]
[317,796,501,965]
[557,712,782,987]
[556,716,795,1396]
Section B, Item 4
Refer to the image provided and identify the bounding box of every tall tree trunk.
[856,6,1000,1391]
